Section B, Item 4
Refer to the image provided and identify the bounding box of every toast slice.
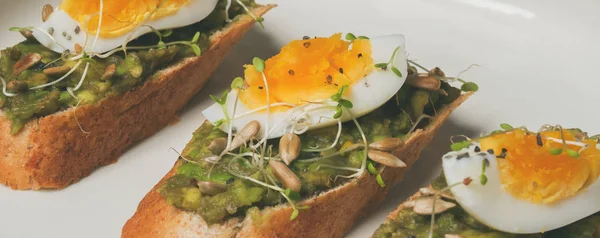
[373,177,600,237]
[0,5,275,190]
[122,92,472,238]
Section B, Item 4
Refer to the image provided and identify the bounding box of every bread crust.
[122,92,472,238]
[0,5,276,190]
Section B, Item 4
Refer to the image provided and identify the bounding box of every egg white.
[442,142,600,234]
[33,0,218,54]
[203,34,408,140]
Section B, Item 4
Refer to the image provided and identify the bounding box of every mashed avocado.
[372,175,600,238]
[0,0,257,134]
[159,80,464,224]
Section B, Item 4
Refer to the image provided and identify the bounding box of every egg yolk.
[479,129,600,204]
[238,33,374,111]
[60,0,189,38]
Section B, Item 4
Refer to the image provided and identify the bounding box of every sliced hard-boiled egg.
[442,127,600,234]
[33,0,218,54]
[203,33,408,140]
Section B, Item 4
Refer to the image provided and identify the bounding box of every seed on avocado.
[42,4,54,22]
[418,187,455,200]
[6,81,29,93]
[229,120,261,151]
[368,138,404,152]
[368,150,406,168]
[43,65,71,76]
[101,64,116,81]
[406,75,441,91]
[413,197,456,215]
[428,67,446,77]
[13,53,42,76]
[208,138,227,154]
[269,161,301,192]
[197,181,227,196]
[19,30,35,41]
[438,88,449,97]
[279,133,301,165]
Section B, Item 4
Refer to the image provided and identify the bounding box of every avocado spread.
[0,0,257,134]
[373,175,600,238]
[159,77,465,224]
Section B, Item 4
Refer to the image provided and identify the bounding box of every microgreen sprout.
[376,174,386,187]
[427,178,473,238]
[375,46,402,78]
[344,33,369,41]
[236,0,265,28]
[231,77,245,89]
[500,123,514,131]
[330,85,353,119]
[480,159,488,185]
[249,57,273,150]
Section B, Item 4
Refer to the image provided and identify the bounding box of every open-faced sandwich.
[373,124,600,237]
[0,0,274,190]
[122,32,476,237]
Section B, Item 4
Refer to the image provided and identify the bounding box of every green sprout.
[374,46,402,78]
[450,140,470,151]
[236,0,265,28]
[252,57,265,72]
[231,77,244,89]
[345,33,369,41]
[500,123,514,131]
[330,85,353,119]
[376,174,386,187]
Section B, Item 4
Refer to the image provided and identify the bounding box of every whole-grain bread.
[121,93,472,238]
[0,5,276,190]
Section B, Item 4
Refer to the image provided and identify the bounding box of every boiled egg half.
[442,127,600,234]
[32,0,218,54]
[203,33,408,140]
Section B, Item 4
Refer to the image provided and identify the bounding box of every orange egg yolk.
[238,33,374,111]
[479,129,600,204]
[60,0,189,38]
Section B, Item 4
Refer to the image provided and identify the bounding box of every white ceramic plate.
[1,0,599,237]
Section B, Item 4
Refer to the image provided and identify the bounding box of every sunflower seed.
[203,155,220,164]
[438,88,449,97]
[280,133,301,165]
[101,64,116,81]
[428,67,446,77]
[197,181,227,196]
[13,53,42,76]
[42,4,54,22]
[413,197,456,215]
[229,120,261,151]
[406,75,441,91]
[369,138,404,152]
[43,65,71,76]
[269,160,301,192]
[418,187,455,200]
[208,138,227,154]
[367,150,407,168]
[403,200,416,208]
[19,30,35,41]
